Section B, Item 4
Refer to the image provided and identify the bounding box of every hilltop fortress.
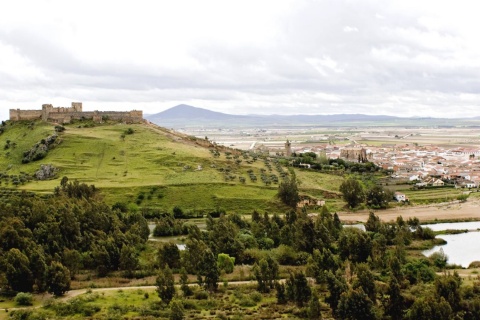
[9,102,143,124]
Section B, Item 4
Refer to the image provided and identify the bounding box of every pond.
[421,221,480,232]
[423,232,480,268]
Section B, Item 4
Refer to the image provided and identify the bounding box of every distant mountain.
[146,105,480,128]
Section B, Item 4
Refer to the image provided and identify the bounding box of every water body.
[421,221,480,232]
[423,232,480,268]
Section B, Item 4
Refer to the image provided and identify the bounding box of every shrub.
[15,292,33,306]
[194,290,209,300]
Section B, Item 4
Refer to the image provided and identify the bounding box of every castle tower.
[41,104,53,121]
[71,102,82,112]
[285,139,292,157]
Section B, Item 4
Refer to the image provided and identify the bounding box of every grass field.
[0,120,469,214]
[0,121,299,213]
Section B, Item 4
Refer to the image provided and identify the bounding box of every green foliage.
[197,249,219,292]
[338,227,372,263]
[285,270,312,307]
[337,287,377,320]
[277,175,300,208]
[47,261,71,296]
[217,253,235,274]
[307,290,322,319]
[119,244,139,276]
[4,248,34,292]
[0,180,148,293]
[406,296,452,320]
[403,260,436,284]
[384,276,404,320]
[156,265,176,304]
[366,185,392,209]
[252,256,279,293]
[180,268,193,297]
[15,292,33,306]
[339,178,365,208]
[158,242,181,269]
[169,299,185,320]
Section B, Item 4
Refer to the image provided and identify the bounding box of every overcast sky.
[1,0,480,121]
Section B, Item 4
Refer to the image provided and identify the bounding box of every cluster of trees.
[340,177,393,209]
[156,205,480,319]
[291,154,380,174]
[0,178,149,296]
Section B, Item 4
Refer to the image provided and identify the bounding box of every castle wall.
[9,109,43,121]
[10,103,143,124]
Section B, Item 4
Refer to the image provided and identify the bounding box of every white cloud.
[1,0,480,120]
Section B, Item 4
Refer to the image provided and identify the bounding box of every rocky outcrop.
[35,164,58,180]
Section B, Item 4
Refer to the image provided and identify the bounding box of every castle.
[9,102,143,124]
[340,147,372,163]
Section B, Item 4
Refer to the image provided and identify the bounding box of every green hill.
[0,120,343,214]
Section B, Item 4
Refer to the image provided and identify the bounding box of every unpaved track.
[337,199,480,223]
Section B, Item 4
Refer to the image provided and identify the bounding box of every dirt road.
[337,199,480,223]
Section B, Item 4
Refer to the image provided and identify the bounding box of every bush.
[250,291,262,303]
[15,292,33,306]
[194,290,209,300]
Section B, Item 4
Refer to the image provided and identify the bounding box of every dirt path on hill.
[337,199,480,223]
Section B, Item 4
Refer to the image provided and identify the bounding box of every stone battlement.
[9,102,143,124]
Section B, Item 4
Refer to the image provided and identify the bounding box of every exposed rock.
[35,164,58,180]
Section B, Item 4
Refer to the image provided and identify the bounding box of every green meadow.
[0,120,301,213]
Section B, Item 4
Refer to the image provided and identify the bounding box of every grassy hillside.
[2,120,338,213]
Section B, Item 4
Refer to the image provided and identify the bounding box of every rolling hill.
[0,119,343,213]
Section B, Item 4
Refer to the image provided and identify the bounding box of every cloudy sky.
[1,0,480,120]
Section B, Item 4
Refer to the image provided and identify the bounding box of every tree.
[406,296,452,320]
[353,263,376,303]
[169,299,185,320]
[119,244,139,277]
[180,267,193,297]
[286,271,312,307]
[435,273,461,312]
[277,176,300,208]
[339,178,365,208]
[253,256,279,293]
[217,253,235,274]
[338,227,372,263]
[308,290,322,319]
[158,242,181,270]
[62,248,82,279]
[325,270,347,315]
[47,261,71,296]
[276,281,287,304]
[198,249,219,292]
[337,287,377,320]
[156,265,176,304]
[4,248,34,292]
[366,185,391,209]
[384,276,404,320]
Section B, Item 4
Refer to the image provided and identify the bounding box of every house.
[432,179,445,187]
[462,181,477,189]
[394,192,407,202]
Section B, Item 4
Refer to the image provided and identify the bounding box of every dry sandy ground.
[337,199,480,223]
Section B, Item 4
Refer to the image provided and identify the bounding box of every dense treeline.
[0,178,149,295]
[155,207,480,319]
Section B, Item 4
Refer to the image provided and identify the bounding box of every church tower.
[285,139,292,157]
